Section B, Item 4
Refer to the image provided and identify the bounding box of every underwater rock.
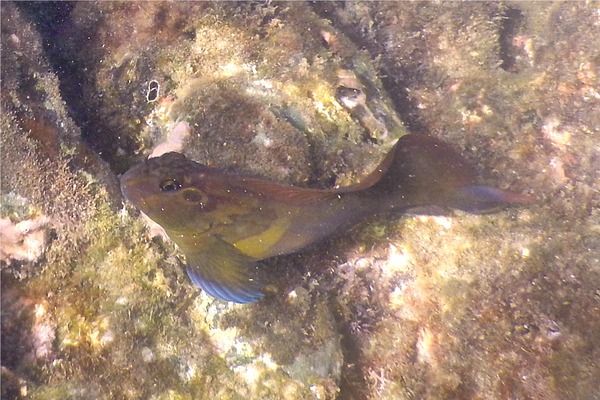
[60,2,406,189]
[0,216,50,267]
[313,2,600,399]
[3,1,599,400]
[2,3,345,399]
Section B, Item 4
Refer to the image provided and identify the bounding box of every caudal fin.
[366,134,534,213]
[449,185,535,213]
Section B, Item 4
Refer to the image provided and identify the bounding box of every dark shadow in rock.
[498,7,527,73]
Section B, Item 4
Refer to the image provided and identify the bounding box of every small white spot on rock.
[141,347,155,363]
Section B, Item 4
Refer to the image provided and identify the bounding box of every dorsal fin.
[335,142,398,193]
[235,177,338,205]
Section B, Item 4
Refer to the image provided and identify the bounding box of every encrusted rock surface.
[2,2,598,399]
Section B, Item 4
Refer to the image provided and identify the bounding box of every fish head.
[120,152,219,232]
[121,152,269,303]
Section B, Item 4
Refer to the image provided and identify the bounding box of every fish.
[120,134,534,304]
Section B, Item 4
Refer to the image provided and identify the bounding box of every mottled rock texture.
[2,2,598,400]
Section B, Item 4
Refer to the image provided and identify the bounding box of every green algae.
[50,2,407,188]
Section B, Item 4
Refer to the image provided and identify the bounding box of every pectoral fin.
[184,236,264,303]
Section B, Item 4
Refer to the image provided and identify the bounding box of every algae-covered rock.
[57,2,406,188]
[314,2,600,399]
[2,1,599,400]
[2,3,343,399]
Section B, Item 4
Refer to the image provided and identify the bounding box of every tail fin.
[365,134,534,213]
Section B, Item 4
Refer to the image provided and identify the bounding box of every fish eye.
[159,178,182,192]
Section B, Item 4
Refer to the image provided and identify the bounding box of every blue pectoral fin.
[186,265,264,304]
[451,185,535,213]
[184,237,264,304]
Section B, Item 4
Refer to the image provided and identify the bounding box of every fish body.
[120,134,533,303]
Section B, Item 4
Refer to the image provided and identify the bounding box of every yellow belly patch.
[233,216,291,259]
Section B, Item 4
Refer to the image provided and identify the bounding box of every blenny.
[121,134,533,303]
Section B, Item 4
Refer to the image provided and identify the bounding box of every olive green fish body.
[121,134,533,303]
